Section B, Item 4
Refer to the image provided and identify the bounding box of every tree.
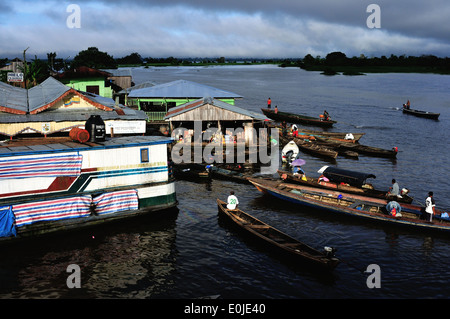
[19,48,49,88]
[71,47,117,69]
[325,51,348,66]
[116,52,143,65]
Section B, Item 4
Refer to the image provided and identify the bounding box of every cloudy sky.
[1,0,450,59]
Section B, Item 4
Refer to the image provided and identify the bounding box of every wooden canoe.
[315,137,398,158]
[262,108,336,127]
[402,108,440,120]
[280,136,338,160]
[248,178,450,234]
[217,199,340,270]
[277,170,413,204]
[210,166,252,184]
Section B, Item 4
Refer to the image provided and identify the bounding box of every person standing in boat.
[291,124,299,137]
[274,105,278,114]
[323,110,330,121]
[227,191,239,210]
[267,97,272,109]
[424,192,436,222]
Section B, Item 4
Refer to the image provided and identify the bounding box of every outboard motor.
[85,115,106,142]
[324,246,337,258]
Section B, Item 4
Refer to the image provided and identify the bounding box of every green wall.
[65,78,113,98]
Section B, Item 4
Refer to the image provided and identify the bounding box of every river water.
[0,65,449,301]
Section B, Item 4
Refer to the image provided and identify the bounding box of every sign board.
[105,121,146,135]
[7,73,24,82]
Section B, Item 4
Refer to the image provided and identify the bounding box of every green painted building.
[53,66,115,98]
[127,79,243,122]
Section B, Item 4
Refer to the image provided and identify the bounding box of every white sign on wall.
[105,121,146,134]
[7,73,24,82]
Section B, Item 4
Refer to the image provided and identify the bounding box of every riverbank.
[300,65,450,75]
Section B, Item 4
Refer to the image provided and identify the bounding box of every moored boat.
[216,199,340,270]
[281,140,299,164]
[315,137,398,158]
[209,165,252,184]
[248,178,450,234]
[262,108,336,127]
[277,166,413,204]
[402,108,440,120]
[0,135,178,242]
[281,136,338,160]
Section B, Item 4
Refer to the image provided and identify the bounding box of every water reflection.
[0,210,179,299]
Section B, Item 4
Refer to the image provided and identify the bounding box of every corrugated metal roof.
[164,96,267,121]
[0,81,28,113]
[0,77,146,121]
[0,107,148,123]
[118,81,157,95]
[102,68,132,77]
[128,79,243,99]
[28,77,71,112]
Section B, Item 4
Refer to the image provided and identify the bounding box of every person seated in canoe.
[386,201,402,218]
[227,191,239,210]
[320,110,330,121]
[386,179,400,199]
[293,166,307,181]
[318,174,330,183]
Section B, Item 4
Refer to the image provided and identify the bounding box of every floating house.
[0,77,148,138]
[0,135,177,242]
[164,96,268,146]
[127,80,243,122]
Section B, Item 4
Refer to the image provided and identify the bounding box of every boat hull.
[0,136,178,243]
[402,108,440,120]
[262,108,336,127]
[216,199,339,270]
[248,178,450,234]
[278,170,413,204]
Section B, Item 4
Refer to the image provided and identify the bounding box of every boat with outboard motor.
[248,178,450,234]
[278,166,413,204]
[217,199,340,270]
[262,108,336,127]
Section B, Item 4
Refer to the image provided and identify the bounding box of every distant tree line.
[296,51,450,74]
[2,47,449,87]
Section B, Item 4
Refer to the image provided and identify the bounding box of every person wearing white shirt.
[425,191,436,222]
[227,191,239,210]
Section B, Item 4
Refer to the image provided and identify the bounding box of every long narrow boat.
[267,123,365,141]
[297,129,365,142]
[280,136,338,160]
[248,178,450,234]
[402,108,440,120]
[277,168,414,204]
[209,166,252,184]
[0,135,178,243]
[262,108,336,127]
[315,137,398,158]
[216,199,340,270]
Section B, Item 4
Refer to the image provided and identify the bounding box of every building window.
[86,85,100,95]
[140,148,149,163]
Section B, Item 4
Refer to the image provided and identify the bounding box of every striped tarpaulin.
[0,154,83,179]
[13,196,92,227]
[93,189,139,215]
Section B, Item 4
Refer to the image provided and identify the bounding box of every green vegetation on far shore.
[283,51,450,75]
[2,48,450,86]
